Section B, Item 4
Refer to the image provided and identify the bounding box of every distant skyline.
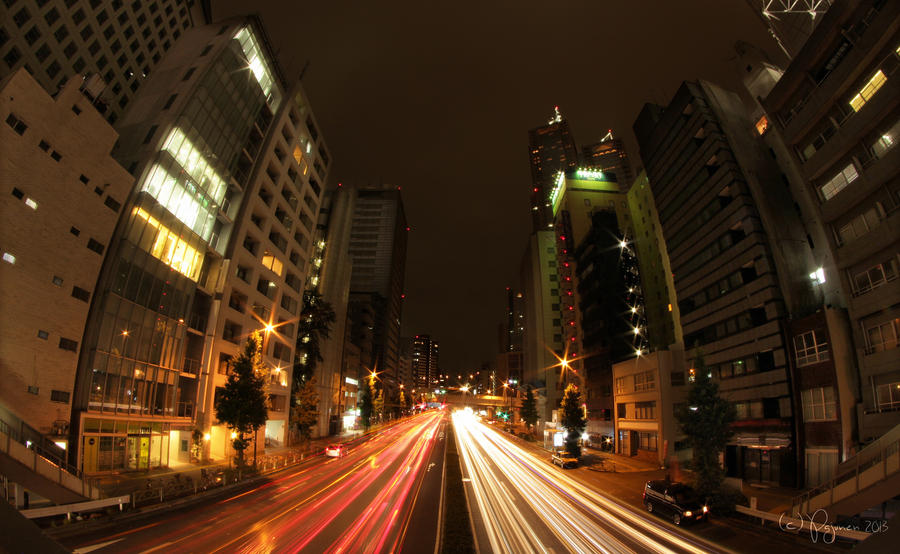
[215,1,788,373]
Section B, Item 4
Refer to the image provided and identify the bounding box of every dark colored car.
[642,480,708,525]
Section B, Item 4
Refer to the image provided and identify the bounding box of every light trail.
[453,410,725,554]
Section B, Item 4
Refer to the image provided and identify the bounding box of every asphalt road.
[454,413,839,554]
[62,411,448,553]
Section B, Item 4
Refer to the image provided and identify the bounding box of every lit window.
[25,197,38,210]
[755,115,768,135]
[234,26,281,110]
[2,252,15,264]
[132,208,203,281]
[261,251,283,276]
[819,163,858,201]
[849,70,886,112]
[871,119,899,158]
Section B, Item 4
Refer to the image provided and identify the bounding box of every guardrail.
[792,432,900,516]
[20,495,130,520]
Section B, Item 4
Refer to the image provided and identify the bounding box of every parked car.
[551,450,578,469]
[642,480,708,525]
[324,444,345,458]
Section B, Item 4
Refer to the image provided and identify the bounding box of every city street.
[453,410,723,554]
[62,412,447,553]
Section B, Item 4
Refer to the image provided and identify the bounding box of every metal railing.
[792,429,900,517]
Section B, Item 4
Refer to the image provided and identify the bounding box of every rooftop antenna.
[600,129,614,142]
[547,106,563,125]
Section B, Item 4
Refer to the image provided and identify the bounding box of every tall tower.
[348,185,408,394]
[411,335,440,389]
[581,132,634,187]
[528,107,579,232]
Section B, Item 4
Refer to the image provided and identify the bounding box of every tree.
[359,379,374,429]
[293,293,336,385]
[292,375,319,442]
[215,333,268,467]
[560,384,587,458]
[373,388,385,424]
[676,354,736,496]
[521,385,539,432]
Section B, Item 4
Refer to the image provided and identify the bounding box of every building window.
[222,321,241,344]
[104,196,121,212]
[71,286,91,302]
[871,118,900,159]
[635,401,656,419]
[59,337,79,352]
[801,386,836,421]
[875,382,900,412]
[615,376,626,395]
[849,70,887,112]
[86,238,105,254]
[5,113,27,135]
[638,432,658,451]
[852,259,898,296]
[819,163,858,201]
[794,330,830,367]
[37,330,49,340]
[865,319,899,354]
[50,390,70,403]
[633,370,656,392]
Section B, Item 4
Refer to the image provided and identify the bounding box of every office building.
[1,0,197,126]
[411,334,440,389]
[347,185,408,394]
[634,80,820,486]
[758,0,899,482]
[68,17,329,472]
[528,107,579,232]
[0,69,133,453]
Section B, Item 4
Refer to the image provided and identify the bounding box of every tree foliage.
[293,293,337,385]
[560,384,587,458]
[373,388,385,423]
[675,354,736,496]
[292,375,319,442]
[359,378,374,429]
[215,333,268,466]
[521,385,539,431]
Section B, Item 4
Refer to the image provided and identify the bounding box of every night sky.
[214,1,786,374]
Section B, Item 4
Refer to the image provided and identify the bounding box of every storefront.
[80,415,190,473]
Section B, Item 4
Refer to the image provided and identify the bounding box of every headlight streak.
[454,411,632,554]
[462,413,721,554]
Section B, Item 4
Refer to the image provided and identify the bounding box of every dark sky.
[214,1,784,374]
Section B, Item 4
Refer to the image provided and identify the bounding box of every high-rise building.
[305,183,354,436]
[550,168,638,439]
[66,17,329,472]
[582,134,634,187]
[634,80,820,486]
[347,185,408,395]
[626,171,682,351]
[411,334,440,389]
[1,69,133,453]
[757,0,899,482]
[528,107,579,232]
[520,230,560,422]
[0,0,197,127]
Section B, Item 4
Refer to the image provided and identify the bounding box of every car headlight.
[702,506,709,513]
[684,511,692,517]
